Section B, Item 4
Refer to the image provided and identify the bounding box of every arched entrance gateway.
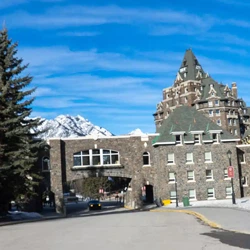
[48,135,157,213]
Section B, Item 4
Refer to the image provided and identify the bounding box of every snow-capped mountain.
[128,128,145,135]
[35,115,113,139]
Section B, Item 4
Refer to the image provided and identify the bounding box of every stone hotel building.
[42,49,250,212]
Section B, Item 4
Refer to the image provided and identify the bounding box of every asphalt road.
[1,210,249,250]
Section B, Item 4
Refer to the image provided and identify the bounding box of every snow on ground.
[165,197,250,211]
[8,211,43,221]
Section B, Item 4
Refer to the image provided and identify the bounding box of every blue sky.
[1,0,250,135]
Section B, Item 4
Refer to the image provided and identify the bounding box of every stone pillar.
[49,139,65,214]
[232,82,237,98]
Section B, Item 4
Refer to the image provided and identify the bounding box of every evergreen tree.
[0,28,44,212]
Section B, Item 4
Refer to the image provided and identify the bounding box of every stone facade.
[45,133,243,212]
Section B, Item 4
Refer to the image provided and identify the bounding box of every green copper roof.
[179,49,205,81]
[199,77,226,101]
[154,106,237,145]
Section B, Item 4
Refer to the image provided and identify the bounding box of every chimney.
[231,82,237,98]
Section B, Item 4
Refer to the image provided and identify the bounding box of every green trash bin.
[182,197,190,207]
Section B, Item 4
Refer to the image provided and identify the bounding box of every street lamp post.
[174,172,178,207]
[227,150,236,205]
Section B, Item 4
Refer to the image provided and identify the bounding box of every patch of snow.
[8,211,43,220]
[165,196,250,211]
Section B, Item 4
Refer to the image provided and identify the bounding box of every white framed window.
[189,189,196,200]
[206,170,214,181]
[205,152,212,162]
[73,149,120,167]
[212,133,219,143]
[185,88,188,93]
[186,153,194,163]
[215,100,219,106]
[228,100,231,105]
[228,118,232,125]
[242,176,248,186]
[194,134,201,144]
[170,190,177,201]
[185,97,188,103]
[215,109,220,116]
[176,135,182,145]
[208,101,213,107]
[143,152,150,166]
[168,172,176,183]
[209,110,213,117]
[233,119,237,125]
[217,119,221,126]
[226,187,232,198]
[42,157,50,172]
[235,129,238,136]
[224,168,229,179]
[187,170,195,181]
[167,153,175,164]
[232,101,235,106]
[207,188,215,199]
[239,153,245,164]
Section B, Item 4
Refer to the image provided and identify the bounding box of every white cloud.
[58,31,101,37]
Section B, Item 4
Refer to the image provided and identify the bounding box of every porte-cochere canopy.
[73,149,120,167]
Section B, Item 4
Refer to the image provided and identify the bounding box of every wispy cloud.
[58,31,101,37]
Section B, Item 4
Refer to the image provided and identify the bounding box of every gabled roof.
[199,77,226,101]
[178,49,206,81]
[153,106,238,145]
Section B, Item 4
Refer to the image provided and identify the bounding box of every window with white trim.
[209,110,213,117]
[208,101,213,107]
[217,119,221,126]
[224,168,229,179]
[233,119,237,125]
[228,118,232,125]
[189,189,196,200]
[185,88,188,93]
[205,152,212,162]
[168,172,176,183]
[215,109,220,116]
[170,190,177,201]
[185,97,188,103]
[194,134,201,144]
[215,100,219,106]
[143,152,150,165]
[212,133,219,143]
[187,170,195,181]
[242,176,248,186]
[232,101,235,106]
[73,149,119,166]
[167,153,175,164]
[42,157,50,171]
[175,135,182,145]
[226,187,232,198]
[239,153,245,164]
[207,188,215,199]
[206,170,213,180]
[186,153,194,163]
[234,129,237,136]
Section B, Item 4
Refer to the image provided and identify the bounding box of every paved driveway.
[0,211,249,250]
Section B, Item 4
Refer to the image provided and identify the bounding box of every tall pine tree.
[0,28,44,212]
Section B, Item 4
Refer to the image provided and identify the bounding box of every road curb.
[150,209,221,229]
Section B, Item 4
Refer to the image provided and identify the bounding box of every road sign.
[228,166,234,178]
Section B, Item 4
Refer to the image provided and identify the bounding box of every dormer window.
[215,100,219,106]
[176,135,182,145]
[212,134,219,143]
[208,101,213,107]
[194,134,201,144]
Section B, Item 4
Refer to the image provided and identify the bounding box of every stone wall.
[237,145,250,197]
[153,142,241,202]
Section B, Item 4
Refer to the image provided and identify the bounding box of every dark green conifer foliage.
[0,28,44,212]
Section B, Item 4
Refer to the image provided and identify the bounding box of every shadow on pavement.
[201,230,250,249]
